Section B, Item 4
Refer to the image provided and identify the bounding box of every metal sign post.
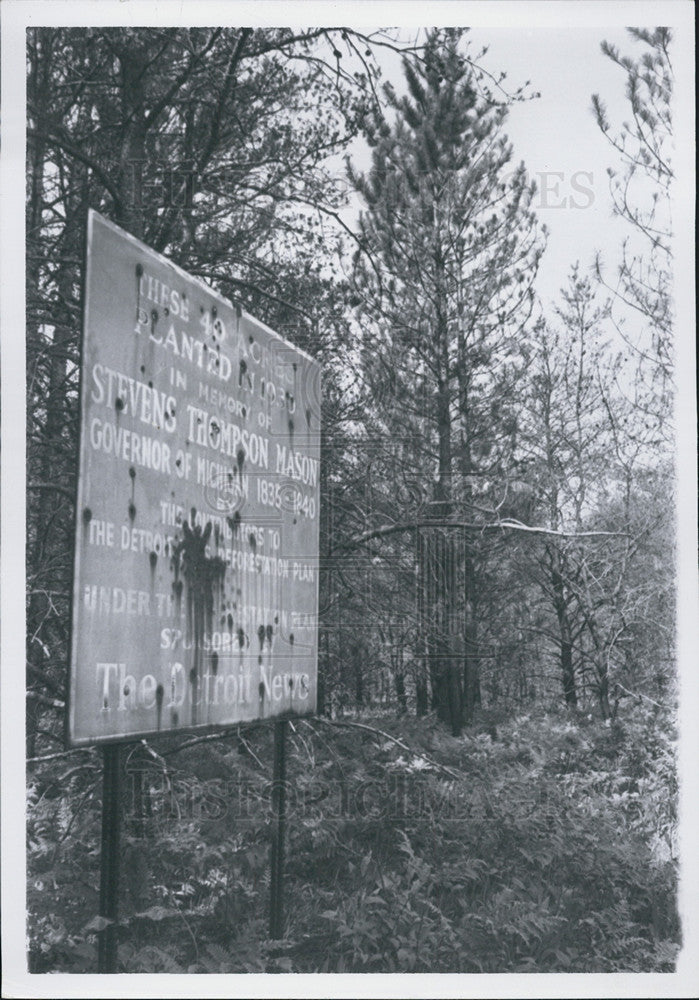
[98,743,122,972]
[269,718,288,939]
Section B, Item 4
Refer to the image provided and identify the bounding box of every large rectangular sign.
[69,211,320,745]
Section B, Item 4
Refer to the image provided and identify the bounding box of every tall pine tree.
[349,28,544,732]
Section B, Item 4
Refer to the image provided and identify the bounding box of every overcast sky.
[467,26,636,308]
[345,23,665,316]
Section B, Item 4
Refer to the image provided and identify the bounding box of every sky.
[345,23,668,315]
[467,26,636,308]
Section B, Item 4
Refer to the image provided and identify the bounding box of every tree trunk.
[462,535,480,724]
[598,674,612,720]
[415,676,429,717]
[115,43,151,239]
[394,645,407,713]
[395,671,407,713]
[422,526,463,734]
[317,628,328,716]
[560,638,577,708]
[549,547,578,708]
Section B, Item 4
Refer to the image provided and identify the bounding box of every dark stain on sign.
[173,578,183,617]
[170,517,227,726]
[128,466,137,520]
[155,683,164,730]
[135,263,143,322]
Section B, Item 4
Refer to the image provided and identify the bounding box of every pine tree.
[349,28,544,732]
[592,27,674,428]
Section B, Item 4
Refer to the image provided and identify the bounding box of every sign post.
[269,718,288,939]
[70,210,320,967]
[97,744,121,972]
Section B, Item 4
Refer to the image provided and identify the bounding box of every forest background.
[1,0,697,990]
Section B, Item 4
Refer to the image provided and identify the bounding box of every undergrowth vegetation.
[27,701,679,973]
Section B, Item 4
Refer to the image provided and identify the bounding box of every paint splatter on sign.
[69,210,319,745]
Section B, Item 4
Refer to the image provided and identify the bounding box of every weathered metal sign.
[68,211,320,745]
